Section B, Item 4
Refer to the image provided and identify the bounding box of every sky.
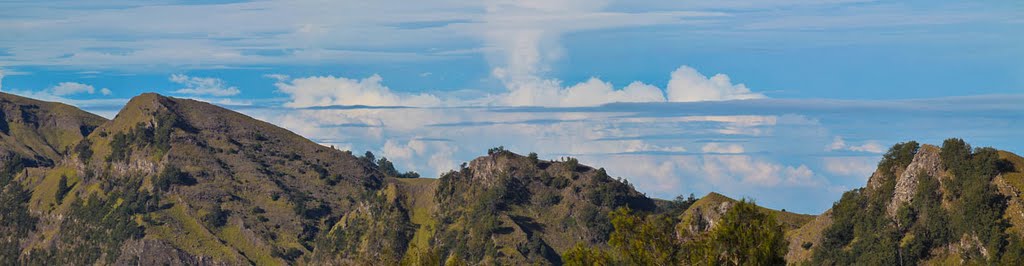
[1,0,1021,213]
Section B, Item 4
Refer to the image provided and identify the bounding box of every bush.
[399,171,420,179]
[528,152,539,163]
[152,166,197,191]
[55,175,72,203]
[74,139,93,162]
[662,193,698,214]
[487,146,507,155]
[107,132,132,162]
[201,204,228,228]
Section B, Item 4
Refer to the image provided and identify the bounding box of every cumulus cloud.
[4,81,125,111]
[823,157,878,178]
[698,142,817,186]
[51,82,96,96]
[487,65,769,107]
[170,74,240,96]
[275,74,443,107]
[383,138,456,175]
[478,0,748,107]
[16,81,111,98]
[667,66,765,102]
[495,76,666,107]
[703,154,817,187]
[826,136,885,153]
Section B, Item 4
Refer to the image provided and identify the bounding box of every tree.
[377,157,399,176]
[74,139,93,162]
[608,207,680,265]
[685,199,787,265]
[663,193,698,214]
[153,165,196,191]
[562,243,613,266]
[56,175,71,203]
[487,146,506,155]
[361,151,376,164]
[0,182,38,261]
[528,152,540,164]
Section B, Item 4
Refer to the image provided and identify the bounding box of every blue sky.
[0,0,1021,213]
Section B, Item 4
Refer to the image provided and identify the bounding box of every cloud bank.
[276,65,763,107]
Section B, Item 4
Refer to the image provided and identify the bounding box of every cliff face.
[794,141,1024,265]
[887,144,942,216]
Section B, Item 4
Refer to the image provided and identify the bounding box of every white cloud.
[849,142,884,153]
[697,142,817,187]
[50,82,95,96]
[823,157,877,178]
[275,74,442,107]
[263,74,290,82]
[495,76,666,107]
[170,74,240,96]
[701,143,746,154]
[477,0,736,106]
[583,154,690,194]
[382,138,456,175]
[826,136,885,153]
[100,88,112,95]
[487,65,772,106]
[703,154,817,187]
[666,66,765,102]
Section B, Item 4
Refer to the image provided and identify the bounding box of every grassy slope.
[681,192,816,232]
[394,177,439,257]
[997,150,1024,237]
[0,92,107,160]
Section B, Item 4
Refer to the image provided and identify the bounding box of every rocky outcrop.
[680,200,733,238]
[887,145,942,217]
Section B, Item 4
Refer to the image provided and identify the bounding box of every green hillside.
[2,93,1022,265]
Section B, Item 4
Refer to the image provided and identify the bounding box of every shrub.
[528,152,539,164]
[74,139,93,162]
[487,146,506,155]
[152,166,197,191]
[55,175,72,203]
[201,204,228,228]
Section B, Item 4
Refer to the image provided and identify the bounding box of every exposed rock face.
[887,144,941,217]
[682,200,733,238]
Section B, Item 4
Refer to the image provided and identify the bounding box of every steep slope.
[18,93,400,265]
[0,92,106,177]
[412,149,657,265]
[798,140,1024,265]
[0,92,107,262]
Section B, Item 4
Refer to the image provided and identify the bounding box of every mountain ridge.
[1,91,1021,265]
